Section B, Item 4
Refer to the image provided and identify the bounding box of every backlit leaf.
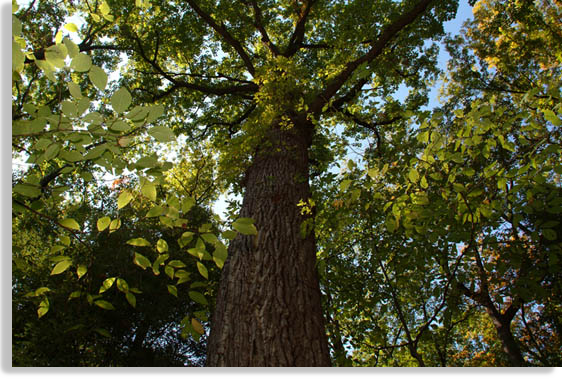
[94,300,115,310]
[133,253,151,270]
[51,260,72,275]
[197,262,208,279]
[70,53,92,72]
[127,237,151,247]
[111,87,132,113]
[117,190,133,209]
[60,218,80,231]
[89,65,108,91]
[97,216,111,231]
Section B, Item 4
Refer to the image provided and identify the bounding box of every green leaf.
[116,278,129,293]
[167,285,178,297]
[50,260,72,275]
[175,270,191,285]
[197,262,208,279]
[64,23,79,32]
[109,218,121,232]
[99,277,116,294]
[70,53,92,72]
[408,168,419,183]
[222,230,237,240]
[60,218,81,231]
[111,87,132,113]
[213,243,228,269]
[340,179,352,192]
[13,183,41,197]
[64,38,80,58]
[77,264,87,279]
[97,216,111,231]
[88,65,108,91]
[37,298,49,318]
[141,181,157,202]
[94,300,115,310]
[188,291,208,305]
[94,328,111,337]
[68,82,83,99]
[148,124,175,142]
[385,217,398,233]
[146,205,164,218]
[543,109,561,126]
[168,260,186,268]
[126,292,136,308]
[232,218,257,235]
[420,176,428,189]
[156,238,169,253]
[117,190,133,209]
[133,252,151,270]
[127,237,151,247]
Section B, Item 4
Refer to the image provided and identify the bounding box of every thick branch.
[246,0,281,56]
[283,0,317,57]
[310,0,435,114]
[186,0,255,76]
[133,37,258,100]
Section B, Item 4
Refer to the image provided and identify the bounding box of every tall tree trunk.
[207,117,331,366]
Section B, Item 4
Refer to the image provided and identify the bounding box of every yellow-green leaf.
[127,237,151,247]
[37,298,49,318]
[94,300,115,310]
[64,23,78,32]
[126,292,136,308]
[51,260,72,275]
[70,53,92,72]
[77,264,87,279]
[97,216,111,231]
[232,219,257,235]
[133,252,151,270]
[99,277,116,294]
[197,262,208,279]
[167,284,178,297]
[59,218,80,231]
[88,65,108,91]
[156,238,168,253]
[111,87,132,113]
[117,190,133,209]
[141,181,157,202]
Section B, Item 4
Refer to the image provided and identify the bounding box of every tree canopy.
[12,0,562,367]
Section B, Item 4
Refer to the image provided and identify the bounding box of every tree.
[13,0,460,366]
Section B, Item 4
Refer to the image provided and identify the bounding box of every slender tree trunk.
[484,308,526,366]
[207,116,331,366]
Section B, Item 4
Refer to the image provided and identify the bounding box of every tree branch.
[309,0,435,114]
[245,0,281,56]
[186,0,255,76]
[132,36,258,100]
[283,0,317,57]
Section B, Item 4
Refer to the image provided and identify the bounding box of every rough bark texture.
[207,117,331,366]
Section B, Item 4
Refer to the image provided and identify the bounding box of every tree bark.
[484,307,526,366]
[207,116,331,366]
